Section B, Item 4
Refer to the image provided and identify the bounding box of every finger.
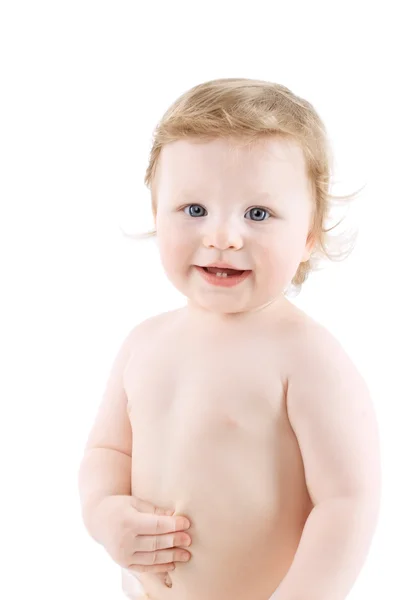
[134,532,191,553]
[125,563,176,575]
[164,573,173,588]
[133,512,191,536]
[131,496,173,516]
[132,549,191,566]
[157,508,175,516]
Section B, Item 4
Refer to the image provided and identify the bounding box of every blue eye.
[182,204,271,221]
[183,204,207,217]
[245,207,270,221]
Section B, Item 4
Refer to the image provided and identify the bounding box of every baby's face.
[154,136,314,315]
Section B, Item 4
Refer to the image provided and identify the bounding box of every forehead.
[156,136,309,198]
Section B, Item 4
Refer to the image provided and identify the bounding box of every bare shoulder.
[278,302,372,403]
[277,301,349,361]
[296,319,354,372]
[126,308,183,346]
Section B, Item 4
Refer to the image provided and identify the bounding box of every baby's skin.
[80,134,380,600]
[115,299,343,600]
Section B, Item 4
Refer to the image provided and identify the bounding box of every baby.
[78,78,381,600]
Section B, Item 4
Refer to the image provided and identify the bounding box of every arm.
[271,325,381,600]
[78,328,136,541]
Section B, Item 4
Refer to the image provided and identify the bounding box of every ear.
[300,232,315,263]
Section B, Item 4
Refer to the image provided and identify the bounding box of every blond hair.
[125,77,365,295]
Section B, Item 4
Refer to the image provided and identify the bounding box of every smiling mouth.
[193,265,252,287]
[202,266,246,277]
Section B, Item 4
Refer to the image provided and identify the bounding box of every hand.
[91,494,192,574]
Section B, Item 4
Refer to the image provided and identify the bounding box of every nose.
[202,219,244,250]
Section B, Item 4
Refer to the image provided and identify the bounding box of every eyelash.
[181,204,272,221]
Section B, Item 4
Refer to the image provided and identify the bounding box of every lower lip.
[194,266,252,287]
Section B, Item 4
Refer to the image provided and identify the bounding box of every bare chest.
[125,323,286,431]
[124,323,293,502]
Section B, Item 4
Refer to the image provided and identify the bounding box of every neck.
[185,293,288,324]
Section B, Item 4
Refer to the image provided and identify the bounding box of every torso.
[122,301,314,600]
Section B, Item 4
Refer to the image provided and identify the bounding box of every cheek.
[157,226,192,271]
[257,249,288,281]
[254,234,286,266]
[254,231,304,276]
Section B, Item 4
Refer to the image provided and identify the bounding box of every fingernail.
[181,518,191,529]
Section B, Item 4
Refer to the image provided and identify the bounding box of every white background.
[1,1,398,598]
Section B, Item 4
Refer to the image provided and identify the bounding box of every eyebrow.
[176,191,275,202]
[176,191,201,201]
[248,191,275,202]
